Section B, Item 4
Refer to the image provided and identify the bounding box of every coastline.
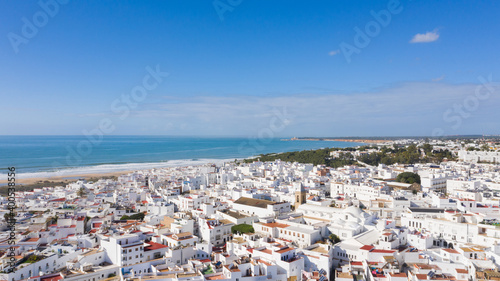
[0,171,132,186]
[331,139,389,144]
[0,158,236,183]
[0,138,365,187]
[289,138,390,144]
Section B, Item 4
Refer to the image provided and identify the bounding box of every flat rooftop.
[234,197,276,208]
[221,209,249,219]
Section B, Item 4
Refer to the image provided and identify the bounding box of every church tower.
[295,183,306,209]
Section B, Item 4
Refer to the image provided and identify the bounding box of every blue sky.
[1,0,499,137]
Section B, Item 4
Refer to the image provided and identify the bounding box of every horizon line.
[0,134,498,138]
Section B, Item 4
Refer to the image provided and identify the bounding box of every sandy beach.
[0,170,134,185]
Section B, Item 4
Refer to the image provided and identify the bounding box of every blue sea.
[0,136,361,180]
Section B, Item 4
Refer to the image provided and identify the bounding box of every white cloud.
[71,80,500,136]
[114,81,499,136]
[410,30,439,43]
[328,50,340,56]
[432,75,445,82]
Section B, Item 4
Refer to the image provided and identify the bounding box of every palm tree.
[77,187,86,198]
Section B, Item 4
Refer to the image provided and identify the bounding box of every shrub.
[396,172,421,184]
[231,224,254,234]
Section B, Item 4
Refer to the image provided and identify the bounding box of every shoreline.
[331,138,389,144]
[0,141,366,187]
[289,138,390,144]
[0,158,236,184]
[0,171,133,186]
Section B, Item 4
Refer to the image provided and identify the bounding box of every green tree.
[129,213,146,220]
[231,224,255,234]
[396,172,421,184]
[3,213,14,223]
[422,143,433,155]
[245,148,357,168]
[328,234,341,243]
[121,213,145,221]
[24,255,43,263]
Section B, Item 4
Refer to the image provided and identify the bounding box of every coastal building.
[4,139,500,281]
[232,197,291,218]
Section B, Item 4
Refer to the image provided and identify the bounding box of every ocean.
[0,136,361,180]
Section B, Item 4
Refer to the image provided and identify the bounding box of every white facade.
[458,150,500,163]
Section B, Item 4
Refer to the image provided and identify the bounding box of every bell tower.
[295,183,306,209]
